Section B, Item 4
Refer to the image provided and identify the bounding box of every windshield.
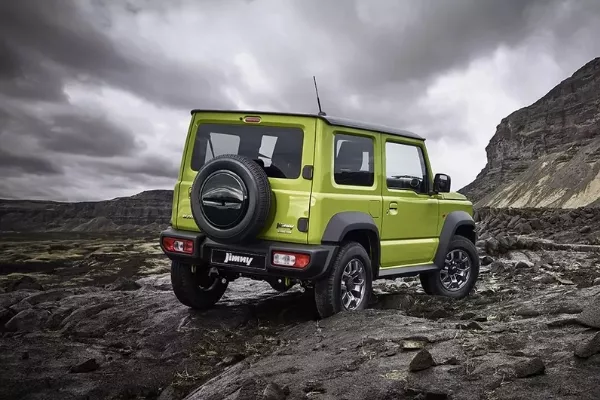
[191,123,304,179]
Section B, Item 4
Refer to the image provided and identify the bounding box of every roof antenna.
[313,76,326,116]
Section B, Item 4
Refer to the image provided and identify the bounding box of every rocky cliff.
[0,190,173,233]
[460,57,600,208]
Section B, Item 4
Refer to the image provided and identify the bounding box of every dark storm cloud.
[2,0,600,200]
[235,0,600,138]
[39,114,144,157]
[0,0,232,110]
[0,99,143,157]
[292,0,553,85]
[0,147,63,176]
[92,155,180,180]
[0,39,68,102]
[0,0,222,198]
[0,179,68,201]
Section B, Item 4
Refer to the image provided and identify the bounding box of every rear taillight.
[272,251,310,268]
[162,237,194,254]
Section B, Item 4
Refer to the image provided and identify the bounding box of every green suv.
[160,109,479,318]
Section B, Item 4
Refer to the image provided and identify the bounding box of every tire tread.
[171,260,227,309]
[420,236,479,298]
[191,154,272,244]
[315,242,372,318]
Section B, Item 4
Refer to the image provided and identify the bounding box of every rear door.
[306,123,383,246]
[177,111,316,244]
[379,136,440,269]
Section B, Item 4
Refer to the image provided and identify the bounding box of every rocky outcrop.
[2,227,600,399]
[475,206,600,245]
[460,57,600,208]
[0,190,173,233]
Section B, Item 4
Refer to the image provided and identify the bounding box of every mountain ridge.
[0,190,173,233]
[460,57,600,208]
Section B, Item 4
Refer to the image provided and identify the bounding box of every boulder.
[490,261,508,274]
[515,260,534,270]
[514,357,545,378]
[5,276,44,292]
[0,308,15,329]
[409,349,434,372]
[69,358,100,373]
[0,291,32,309]
[157,386,177,400]
[481,256,494,266]
[302,380,325,394]
[484,238,499,255]
[262,382,287,400]
[456,321,483,330]
[107,277,141,291]
[574,333,600,359]
[507,215,521,229]
[516,222,533,235]
[4,308,50,332]
[24,289,71,305]
[577,296,600,329]
[530,218,544,230]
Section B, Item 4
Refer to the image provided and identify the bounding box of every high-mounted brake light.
[162,237,194,254]
[272,251,310,268]
[243,116,261,123]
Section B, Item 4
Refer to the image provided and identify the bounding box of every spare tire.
[190,154,272,244]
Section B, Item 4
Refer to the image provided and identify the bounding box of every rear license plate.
[210,249,266,269]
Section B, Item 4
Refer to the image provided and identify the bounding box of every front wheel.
[171,260,228,310]
[314,242,373,318]
[420,236,479,298]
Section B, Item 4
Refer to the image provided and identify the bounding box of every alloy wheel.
[340,258,367,310]
[440,249,471,291]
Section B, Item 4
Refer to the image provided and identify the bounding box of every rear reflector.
[272,251,310,268]
[162,237,194,254]
[243,116,261,123]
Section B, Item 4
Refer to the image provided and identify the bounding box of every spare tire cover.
[190,154,272,244]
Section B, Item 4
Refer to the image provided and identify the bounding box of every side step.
[377,264,438,279]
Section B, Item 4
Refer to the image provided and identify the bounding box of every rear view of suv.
[160,109,479,318]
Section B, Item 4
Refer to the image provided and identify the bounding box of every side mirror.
[433,173,451,193]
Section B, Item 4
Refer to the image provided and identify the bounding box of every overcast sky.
[1,0,600,201]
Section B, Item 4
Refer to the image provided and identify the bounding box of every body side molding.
[378,264,438,278]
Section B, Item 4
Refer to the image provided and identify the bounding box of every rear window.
[190,123,304,179]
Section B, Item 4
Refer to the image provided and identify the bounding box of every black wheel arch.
[433,210,476,268]
[321,211,381,279]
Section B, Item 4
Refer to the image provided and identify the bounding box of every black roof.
[190,109,424,141]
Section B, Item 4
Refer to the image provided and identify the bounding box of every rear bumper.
[159,227,337,280]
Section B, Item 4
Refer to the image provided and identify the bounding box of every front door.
[379,137,439,269]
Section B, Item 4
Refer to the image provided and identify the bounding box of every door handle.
[389,202,398,210]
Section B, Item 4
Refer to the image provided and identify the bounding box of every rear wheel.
[171,260,228,309]
[420,236,479,298]
[314,242,372,318]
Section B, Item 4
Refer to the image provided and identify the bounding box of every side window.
[385,141,428,193]
[334,133,374,186]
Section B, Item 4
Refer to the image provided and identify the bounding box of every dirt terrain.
[1,215,600,400]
